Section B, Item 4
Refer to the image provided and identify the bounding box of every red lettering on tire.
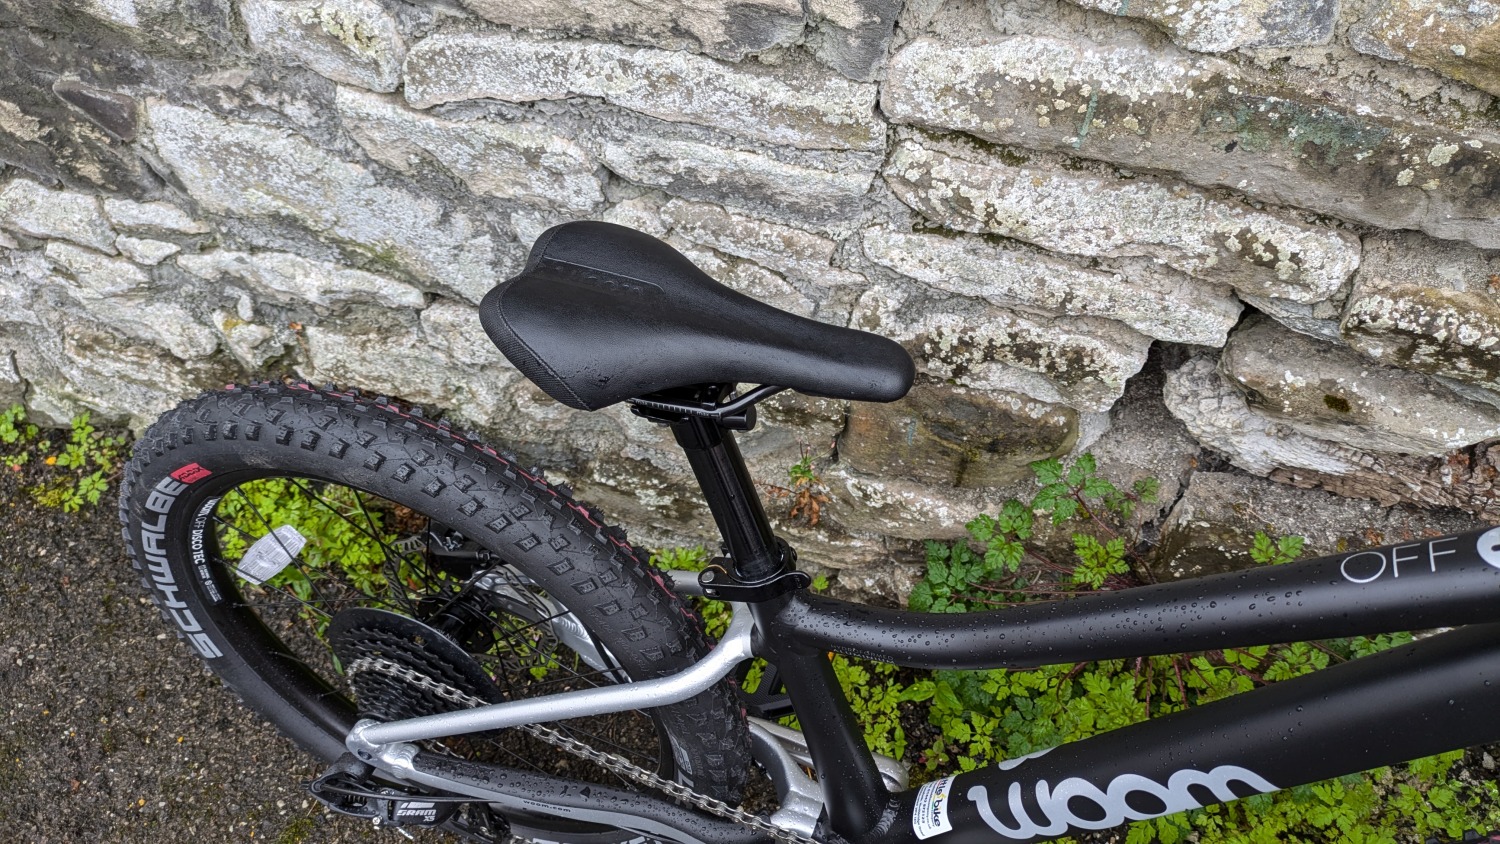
[171,463,212,484]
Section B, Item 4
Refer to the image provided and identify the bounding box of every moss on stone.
[1200,92,1392,166]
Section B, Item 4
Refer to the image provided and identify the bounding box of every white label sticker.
[237,525,306,585]
[913,775,956,840]
[1478,527,1500,570]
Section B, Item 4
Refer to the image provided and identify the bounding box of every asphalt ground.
[0,462,441,844]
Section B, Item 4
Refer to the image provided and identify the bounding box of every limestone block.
[0,99,45,145]
[43,242,219,360]
[176,249,426,310]
[1154,471,1475,580]
[301,318,521,429]
[242,0,405,92]
[418,298,508,368]
[598,129,875,228]
[884,138,1358,305]
[403,31,885,152]
[1164,353,1373,477]
[1350,0,1500,97]
[17,319,228,429]
[1342,287,1500,390]
[145,101,500,304]
[69,0,234,55]
[0,178,116,252]
[770,532,924,600]
[598,196,671,237]
[211,310,284,370]
[77,0,144,29]
[335,87,603,213]
[1235,293,1345,343]
[0,350,22,408]
[2,254,222,429]
[52,79,138,142]
[44,240,148,295]
[670,240,816,317]
[854,286,1152,411]
[883,36,1500,249]
[822,463,1028,541]
[1222,316,1500,456]
[839,382,1079,488]
[808,0,903,81]
[862,224,1242,346]
[1064,0,1335,53]
[115,235,179,265]
[0,34,161,194]
[102,197,211,234]
[451,0,804,62]
[0,250,50,325]
[1339,231,1500,389]
[1163,355,1500,521]
[758,391,849,443]
[659,199,839,281]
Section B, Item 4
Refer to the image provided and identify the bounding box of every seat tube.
[671,414,890,837]
[669,415,782,582]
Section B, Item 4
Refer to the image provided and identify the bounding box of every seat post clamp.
[698,566,810,603]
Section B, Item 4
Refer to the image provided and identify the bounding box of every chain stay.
[346,657,821,844]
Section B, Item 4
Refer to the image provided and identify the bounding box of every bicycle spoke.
[349,488,429,615]
[206,476,670,790]
[284,478,425,615]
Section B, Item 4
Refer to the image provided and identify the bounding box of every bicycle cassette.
[328,607,503,722]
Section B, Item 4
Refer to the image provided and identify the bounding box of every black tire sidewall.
[121,386,748,807]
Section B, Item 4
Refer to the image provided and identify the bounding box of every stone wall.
[2,0,1497,591]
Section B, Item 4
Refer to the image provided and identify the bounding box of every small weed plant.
[767,451,833,527]
[661,454,1500,843]
[2,404,128,512]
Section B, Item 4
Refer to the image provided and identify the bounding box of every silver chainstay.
[346,657,821,844]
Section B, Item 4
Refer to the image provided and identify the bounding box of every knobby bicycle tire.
[118,382,751,841]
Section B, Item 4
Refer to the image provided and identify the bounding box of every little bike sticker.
[1478,527,1500,570]
[913,775,956,839]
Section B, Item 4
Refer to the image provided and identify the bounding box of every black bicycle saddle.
[479,221,915,411]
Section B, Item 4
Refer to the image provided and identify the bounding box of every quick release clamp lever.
[699,538,810,602]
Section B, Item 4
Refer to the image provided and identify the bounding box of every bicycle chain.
[346,656,822,844]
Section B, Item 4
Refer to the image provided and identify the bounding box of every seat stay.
[349,606,756,747]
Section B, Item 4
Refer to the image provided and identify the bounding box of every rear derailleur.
[308,753,508,843]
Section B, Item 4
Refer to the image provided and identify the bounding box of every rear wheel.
[119,382,750,840]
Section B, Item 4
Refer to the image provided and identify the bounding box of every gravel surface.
[0,464,446,844]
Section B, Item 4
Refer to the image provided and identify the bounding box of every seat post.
[668,415,786,584]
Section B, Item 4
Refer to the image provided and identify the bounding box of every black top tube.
[771,529,1500,669]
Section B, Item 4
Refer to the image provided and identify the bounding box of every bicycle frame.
[345,405,1500,844]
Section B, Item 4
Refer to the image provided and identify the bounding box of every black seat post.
[669,414,785,584]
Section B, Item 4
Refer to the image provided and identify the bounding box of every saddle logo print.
[967,765,1278,839]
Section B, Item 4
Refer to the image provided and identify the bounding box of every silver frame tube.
[349,603,755,748]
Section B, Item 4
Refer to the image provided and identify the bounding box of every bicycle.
[119,220,1500,844]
